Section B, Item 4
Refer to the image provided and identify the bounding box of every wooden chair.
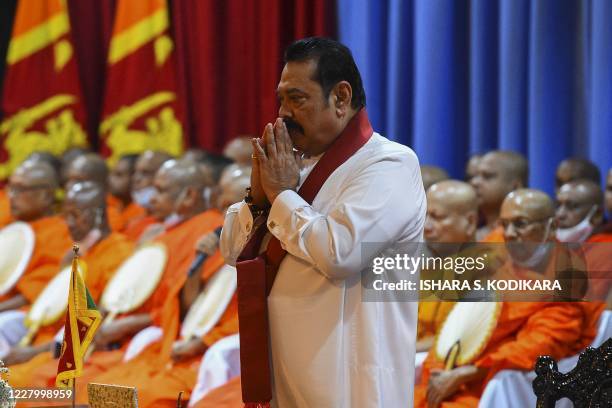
[532,337,612,407]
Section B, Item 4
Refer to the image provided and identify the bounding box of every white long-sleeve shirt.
[221,133,426,408]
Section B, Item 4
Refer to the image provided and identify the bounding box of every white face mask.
[513,218,554,269]
[556,205,597,243]
[132,186,156,209]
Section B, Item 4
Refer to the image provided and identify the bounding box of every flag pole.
[72,245,78,408]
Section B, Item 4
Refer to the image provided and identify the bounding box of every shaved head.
[428,180,478,214]
[132,150,173,192]
[421,165,449,192]
[182,148,208,163]
[11,161,58,189]
[9,161,59,221]
[158,159,209,191]
[556,158,601,192]
[471,150,528,230]
[556,179,604,229]
[502,189,554,221]
[24,151,61,177]
[483,151,528,186]
[223,136,253,165]
[425,180,478,244]
[65,153,108,189]
[65,181,106,209]
[218,174,251,212]
[150,159,209,221]
[64,181,109,241]
[219,163,250,189]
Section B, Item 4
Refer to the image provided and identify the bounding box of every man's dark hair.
[284,37,366,110]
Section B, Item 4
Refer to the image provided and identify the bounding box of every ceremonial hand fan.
[21,260,88,346]
[100,243,167,324]
[0,222,34,295]
[181,264,237,340]
[434,302,501,369]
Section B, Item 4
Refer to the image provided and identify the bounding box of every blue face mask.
[132,186,156,209]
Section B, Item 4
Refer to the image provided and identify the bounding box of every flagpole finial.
[72,244,80,257]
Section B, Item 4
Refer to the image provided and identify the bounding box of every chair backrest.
[532,338,612,408]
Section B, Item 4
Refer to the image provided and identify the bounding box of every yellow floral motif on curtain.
[0,94,88,179]
[100,91,183,166]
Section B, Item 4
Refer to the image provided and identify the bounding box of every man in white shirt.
[221,37,426,408]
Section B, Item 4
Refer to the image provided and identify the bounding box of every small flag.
[56,245,102,388]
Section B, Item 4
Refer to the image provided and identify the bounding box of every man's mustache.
[283,118,304,135]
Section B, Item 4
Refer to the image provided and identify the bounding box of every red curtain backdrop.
[66,0,116,150]
[171,0,336,152]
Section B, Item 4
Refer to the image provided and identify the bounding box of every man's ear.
[333,81,353,117]
[182,186,198,209]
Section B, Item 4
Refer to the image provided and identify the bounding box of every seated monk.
[108,154,145,232]
[0,152,62,228]
[414,188,604,408]
[123,150,173,241]
[3,181,134,388]
[556,179,604,243]
[22,159,224,402]
[64,153,128,232]
[470,150,528,242]
[580,172,612,305]
[81,167,249,407]
[0,162,71,312]
[418,180,478,353]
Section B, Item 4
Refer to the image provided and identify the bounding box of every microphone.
[187,227,223,277]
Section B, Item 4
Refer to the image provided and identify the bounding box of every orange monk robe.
[481,225,504,243]
[123,215,157,242]
[106,194,126,231]
[0,189,11,227]
[51,210,224,402]
[413,301,604,408]
[88,260,238,407]
[5,233,134,388]
[584,227,612,301]
[1,216,72,304]
[107,195,147,233]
